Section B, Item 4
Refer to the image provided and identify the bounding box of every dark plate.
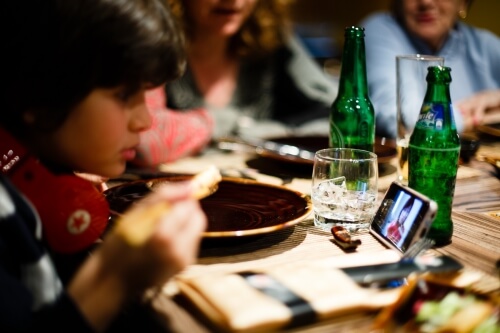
[262,135,397,165]
[104,177,312,238]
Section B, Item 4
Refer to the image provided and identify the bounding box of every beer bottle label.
[415,103,445,130]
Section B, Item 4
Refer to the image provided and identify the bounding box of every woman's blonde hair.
[167,0,294,58]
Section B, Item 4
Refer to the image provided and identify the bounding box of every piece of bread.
[190,165,222,199]
[115,166,221,246]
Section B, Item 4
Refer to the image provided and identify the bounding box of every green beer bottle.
[330,26,375,152]
[408,66,460,246]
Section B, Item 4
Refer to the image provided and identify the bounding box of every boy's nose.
[131,98,152,132]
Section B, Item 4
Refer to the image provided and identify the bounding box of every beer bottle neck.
[337,36,369,97]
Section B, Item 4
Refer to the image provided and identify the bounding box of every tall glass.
[396,55,444,185]
[311,148,378,233]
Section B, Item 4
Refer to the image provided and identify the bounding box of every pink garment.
[386,220,402,244]
[133,86,214,167]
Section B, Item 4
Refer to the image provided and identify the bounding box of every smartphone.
[370,181,437,253]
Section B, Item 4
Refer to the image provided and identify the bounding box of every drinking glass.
[311,148,378,232]
[396,55,444,185]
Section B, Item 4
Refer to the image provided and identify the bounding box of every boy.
[0,0,206,331]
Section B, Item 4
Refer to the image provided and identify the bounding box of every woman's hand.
[67,180,207,331]
[457,89,500,131]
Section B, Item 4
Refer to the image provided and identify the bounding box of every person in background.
[360,0,500,138]
[1,0,206,332]
[163,0,338,140]
[132,0,340,168]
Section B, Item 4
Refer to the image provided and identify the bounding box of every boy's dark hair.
[3,0,185,135]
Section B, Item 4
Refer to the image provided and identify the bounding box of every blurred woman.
[164,0,338,139]
[361,0,500,138]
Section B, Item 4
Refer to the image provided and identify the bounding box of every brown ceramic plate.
[477,122,500,138]
[261,135,397,165]
[104,177,312,238]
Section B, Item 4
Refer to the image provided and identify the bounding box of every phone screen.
[370,184,429,252]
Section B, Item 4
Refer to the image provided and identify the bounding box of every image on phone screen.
[371,186,426,252]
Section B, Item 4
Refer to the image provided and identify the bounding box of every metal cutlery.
[215,136,316,162]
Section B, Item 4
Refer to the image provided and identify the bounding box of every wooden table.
[135,140,500,333]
